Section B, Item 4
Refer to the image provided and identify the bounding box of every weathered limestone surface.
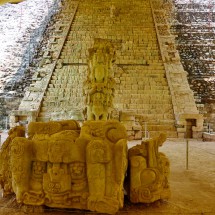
[84,39,116,120]
[172,1,215,133]
[0,126,25,197]
[0,0,61,129]
[128,133,170,203]
[0,121,171,213]
[10,1,79,124]
[150,0,203,138]
[173,2,215,105]
[0,120,128,214]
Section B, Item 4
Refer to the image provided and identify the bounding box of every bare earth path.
[0,136,215,215]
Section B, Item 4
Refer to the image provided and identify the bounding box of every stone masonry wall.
[172,0,215,131]
[0,0,61,130]
[150,0,203,138]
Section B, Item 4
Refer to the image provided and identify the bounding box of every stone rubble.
[0,0,61,129]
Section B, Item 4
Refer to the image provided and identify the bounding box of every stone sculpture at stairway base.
[0,120,170,214]
[0,126,25,197]
[0,120,128,214]
[128,134,171,203]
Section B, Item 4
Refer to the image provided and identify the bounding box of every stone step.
[44,92,171,99]
[116,99,172,105]
[44,94,82,99]
[62,58,154,65]
[50,78,168,85]
[146,124,176,131]
[61,50,161,57]
[121,69,165,74]
[140,116,175,124]
[38,111,51,117]
[41,100,82,109]
[42,99,82,105]
[41,104,174,117]
[50,74,167,81]
[36,116,51,122]
[47,82,169,90]
[149,131,178,138]
[115,90,171,96]
[136,107,173,114]
[35,0,178,139]
[42,95,172,104]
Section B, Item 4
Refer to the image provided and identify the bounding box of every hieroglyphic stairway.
[11,0,203,138]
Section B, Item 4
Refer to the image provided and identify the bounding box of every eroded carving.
[84,39,116,120]
[77,120,128,214]
[162,40,180,62]
[128,133,170,203]
[0,126,25,197]
[154,11,166,24]
[0,120,127,214]
[157,25,170,36]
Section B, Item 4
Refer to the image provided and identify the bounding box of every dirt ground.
[0,135,215,215]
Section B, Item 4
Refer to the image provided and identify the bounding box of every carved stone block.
[128,133,170,203]
[0,126,25,197]
[83,39,116,121]
[0,120,127,214]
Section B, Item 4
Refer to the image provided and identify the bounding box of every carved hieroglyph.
[128,133,170,203]
[0,120,127,214]
[83,39,116,120]
[78,120,128,213]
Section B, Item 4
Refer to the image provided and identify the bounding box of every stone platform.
[203,132,215,142]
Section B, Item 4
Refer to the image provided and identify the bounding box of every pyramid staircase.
[13,0,203,138]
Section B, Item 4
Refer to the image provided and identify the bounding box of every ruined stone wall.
[0,97,22,130]
[0,0,61,129]
[172,1,215,131]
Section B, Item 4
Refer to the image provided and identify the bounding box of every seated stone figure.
[0,119,127,214]
[128,133,170,203]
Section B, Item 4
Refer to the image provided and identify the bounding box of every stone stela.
[84,39,116,121]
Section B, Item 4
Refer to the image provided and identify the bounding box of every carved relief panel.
[0,120,128,214]
[128,134,170,203]
[84,39,116,121]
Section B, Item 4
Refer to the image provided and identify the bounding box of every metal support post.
[186,139,189,170]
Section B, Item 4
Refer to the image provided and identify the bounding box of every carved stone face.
[32,161,46,179]
[70,162,86,179]
[92,148,105,163]
[95,49,105,64]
